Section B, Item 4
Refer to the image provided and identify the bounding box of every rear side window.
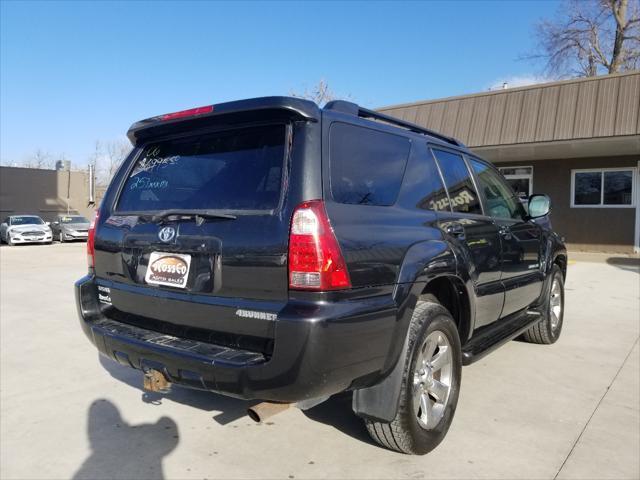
[431,149,482,215]
[330,123,410,206]
[117,124,287,212]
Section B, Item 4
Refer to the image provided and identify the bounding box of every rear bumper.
[75,275,400,402]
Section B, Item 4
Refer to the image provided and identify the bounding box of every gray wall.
[0,166,95,222]
[496,156,638,253]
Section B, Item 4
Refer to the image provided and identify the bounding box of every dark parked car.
[50,214,90,242]
[75,97,567,455]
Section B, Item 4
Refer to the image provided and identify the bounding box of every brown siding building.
[0,166,96,222]
[379,71,640,253]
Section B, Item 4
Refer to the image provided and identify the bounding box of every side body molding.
[352,240,458,422]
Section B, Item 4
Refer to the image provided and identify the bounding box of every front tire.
[365,301,462,455]
[521,264,564,344]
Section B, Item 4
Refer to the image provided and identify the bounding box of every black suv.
[76,97,567,455]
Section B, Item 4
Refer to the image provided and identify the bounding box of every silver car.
[0,215,53,245]
[50,214,90,242]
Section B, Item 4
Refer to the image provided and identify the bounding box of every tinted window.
[574,171,602,205]
[117,124,286,212]
[470,159,524,220]
[431,149,482,215]
[330,123,410,206]
[603,171,633,205]
[416,154,450,211]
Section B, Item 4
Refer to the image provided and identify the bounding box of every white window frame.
[570,167,637,209]
[499,165,533,196]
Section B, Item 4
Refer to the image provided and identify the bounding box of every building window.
[571,168,636,208]
[499,166,533,200]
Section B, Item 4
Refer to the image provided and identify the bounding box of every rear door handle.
[445,222,465,237]
[498,226,513,240]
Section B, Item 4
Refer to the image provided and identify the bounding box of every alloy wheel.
[549,277,562,331]
[412,330,453,430]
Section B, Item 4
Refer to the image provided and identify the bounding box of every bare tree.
[23,148,54,169]
[528,0,640,77]
[290,79,350,106]
[91,139,131,186]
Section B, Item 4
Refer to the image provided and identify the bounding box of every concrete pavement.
[1,243,638,479]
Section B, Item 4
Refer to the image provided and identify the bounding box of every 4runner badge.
[235,309,277,321]
[158,226,176,243]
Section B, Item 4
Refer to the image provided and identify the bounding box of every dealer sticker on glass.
[145,252,191,288]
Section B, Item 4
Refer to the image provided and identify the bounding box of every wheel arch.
[353,240,464,423]
[419,275,472,344]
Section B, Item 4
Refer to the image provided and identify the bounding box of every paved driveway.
[1,243,638,479]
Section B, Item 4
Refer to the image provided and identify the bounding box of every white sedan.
[0,215,53,245]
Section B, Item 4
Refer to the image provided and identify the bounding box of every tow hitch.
[143,369,172,393]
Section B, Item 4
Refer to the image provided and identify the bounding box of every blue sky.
[1,0,559,166]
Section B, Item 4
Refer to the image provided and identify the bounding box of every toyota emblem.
[158,226,176,243]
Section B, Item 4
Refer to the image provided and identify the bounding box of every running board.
[461,310,541,365]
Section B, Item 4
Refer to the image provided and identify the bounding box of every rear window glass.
[117,124,287,212]
[330,123,410,206]
[431,149,482,215]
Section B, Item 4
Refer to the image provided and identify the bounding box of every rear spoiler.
[127,96,320,145]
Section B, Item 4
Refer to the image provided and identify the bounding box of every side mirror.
[528,194,551,219]
[46,222,51,226]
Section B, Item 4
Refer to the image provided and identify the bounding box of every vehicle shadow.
[73,399,178,480]
[606,256,640,273]
[301,392,374,446]
[99,355,255,425]
[99,355,374,446]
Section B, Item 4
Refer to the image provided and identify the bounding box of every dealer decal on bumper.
[97,285,112,305]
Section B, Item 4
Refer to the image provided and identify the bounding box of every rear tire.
[521,264,564,344]
[364,301,462,455]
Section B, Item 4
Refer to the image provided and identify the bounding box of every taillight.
[87,209,99,269]
[288,200,351,290]
[160,105,213,121]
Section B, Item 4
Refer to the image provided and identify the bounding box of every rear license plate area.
[145,252,192,288]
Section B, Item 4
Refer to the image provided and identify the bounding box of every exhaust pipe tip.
[247,402,291,423]
[247,408,262,423]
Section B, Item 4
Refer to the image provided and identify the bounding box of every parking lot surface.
[1,243,639,479]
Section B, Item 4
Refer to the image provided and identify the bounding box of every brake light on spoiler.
[160,105,214,121]
[288,200,351,291]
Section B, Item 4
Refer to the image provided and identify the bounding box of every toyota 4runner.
[76,97,567,454]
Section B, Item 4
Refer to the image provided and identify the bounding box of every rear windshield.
[117,124,287,212]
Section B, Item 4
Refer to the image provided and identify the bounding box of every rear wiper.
[146,209,237,225]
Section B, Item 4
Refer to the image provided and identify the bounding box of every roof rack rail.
[324,100,464,147]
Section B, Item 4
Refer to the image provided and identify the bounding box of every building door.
[499,166,533,201]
